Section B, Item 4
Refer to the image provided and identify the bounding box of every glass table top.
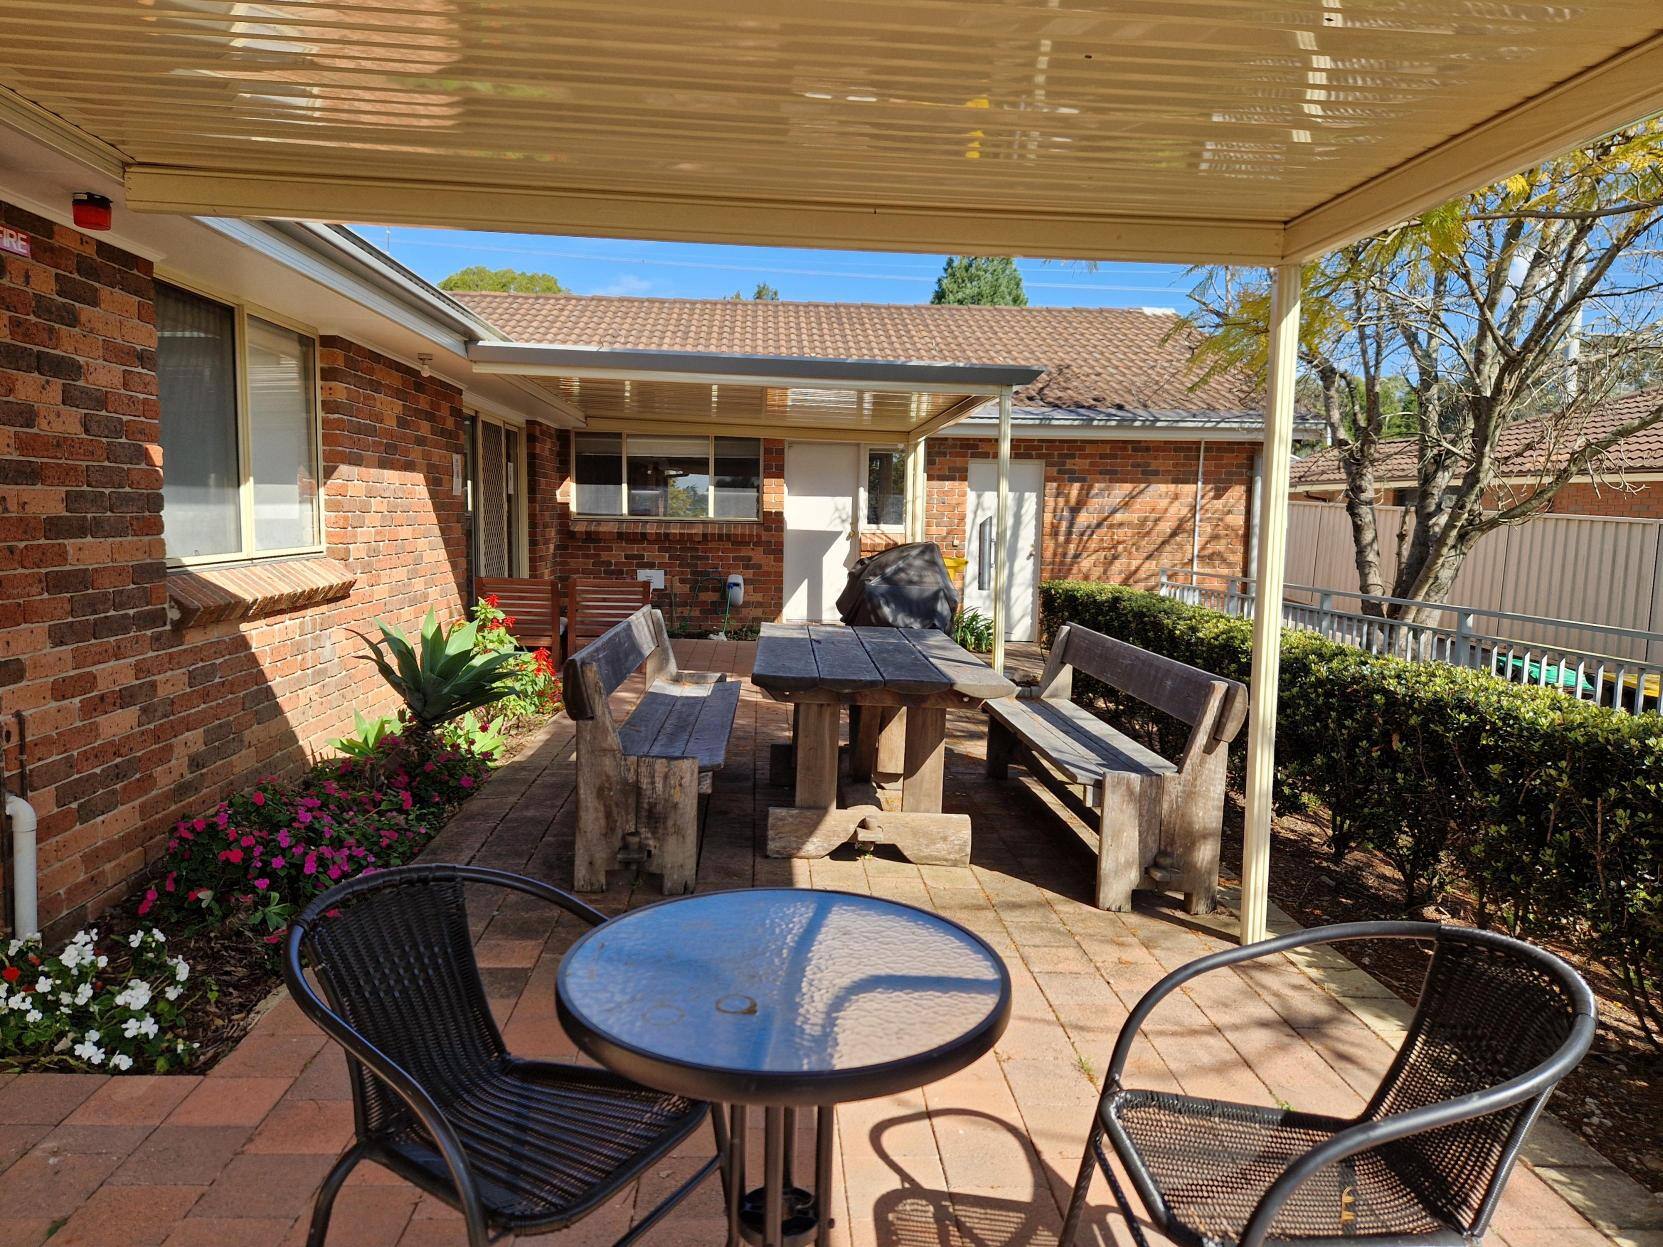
[556,889,1009,1096]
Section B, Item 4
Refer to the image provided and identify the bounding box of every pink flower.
[271,856,285,869]
[137,887,158,916]
[302,855,318,876]
[253,877,270,891]
[240,835,256,848]
[399,791,413,811]
[460,776,475,789]
[296,810,312,825]
[251,791,265,807]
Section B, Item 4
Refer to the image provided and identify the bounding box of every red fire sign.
[0,225,29,258]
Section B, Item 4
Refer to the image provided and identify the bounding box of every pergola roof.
[2,3,1659,265]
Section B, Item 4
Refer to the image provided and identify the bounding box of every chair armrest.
[1238,1011,1593,1247]
[1107,921,1440,1085]
[671,670,725,685]
[283,927,493,1244]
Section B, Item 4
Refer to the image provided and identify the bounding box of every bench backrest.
[476,577,558,649]
[567,578,653,655]
[562,606,675,721]
[1043,623,1247,750]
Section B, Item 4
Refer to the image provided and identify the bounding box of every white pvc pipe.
[991,389,1012,674]
[5,791,38,939]
[1240,263,1302,946]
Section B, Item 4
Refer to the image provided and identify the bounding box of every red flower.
[484,594,500,608]
[503,615,516,629]
[1,966,19,984]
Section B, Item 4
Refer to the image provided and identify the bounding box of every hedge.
[1040,581,1663,1047]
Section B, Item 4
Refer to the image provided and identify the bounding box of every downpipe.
[4,791,37,939]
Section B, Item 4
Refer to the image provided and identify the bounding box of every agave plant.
[352,610,521,749]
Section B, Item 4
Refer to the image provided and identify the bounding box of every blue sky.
[365,226,1198,309]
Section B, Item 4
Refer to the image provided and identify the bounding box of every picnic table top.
[751,622,1016,704]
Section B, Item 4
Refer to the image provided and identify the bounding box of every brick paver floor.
[0,640,1648,1247]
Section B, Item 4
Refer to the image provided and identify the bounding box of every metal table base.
[721,1104,836,1247]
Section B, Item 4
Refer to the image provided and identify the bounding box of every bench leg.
[638,756,701,896]
[1096,772,1151,911]
[574,724,629,893]
[849,705,878,781]
[986,715,1014,780]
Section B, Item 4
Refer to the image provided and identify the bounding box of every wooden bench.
[476,576,559,650]
[566,577,652,658]
[563,606,741,895]
[985,623,1246,914]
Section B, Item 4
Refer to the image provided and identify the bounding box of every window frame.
[155,274,325,569]
[860,443,908,534]
[571,430,764,522]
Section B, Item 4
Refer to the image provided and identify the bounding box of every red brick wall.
[920,437,1254,588]
[1545,480,1663,519]
[1,199,472,935]
[528,432,786,632]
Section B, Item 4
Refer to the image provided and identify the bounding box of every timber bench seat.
[986,623,1246,914]
[563,605,739,895]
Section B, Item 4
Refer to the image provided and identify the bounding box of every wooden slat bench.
[563,606,740,895]
[985,623,1246,914]
[566,577,652,658]
[476,576,559,650]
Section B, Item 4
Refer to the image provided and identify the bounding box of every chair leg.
[306,1142,367,1247]
[1060,1120,1101,1247]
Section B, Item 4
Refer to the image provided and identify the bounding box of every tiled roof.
[1289,387,1663,487]
[453,293,1256,415]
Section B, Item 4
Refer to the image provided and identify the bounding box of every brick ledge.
[166,556,356,628]
[569,518,768,543]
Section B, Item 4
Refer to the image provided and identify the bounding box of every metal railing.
[1157,568,1663,715]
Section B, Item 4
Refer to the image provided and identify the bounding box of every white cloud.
[589,273,657,296]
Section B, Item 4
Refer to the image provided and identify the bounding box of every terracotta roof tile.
[1290,388,1663,487]
[453,293,1255,414]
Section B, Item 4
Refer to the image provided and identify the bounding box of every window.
[573,433,762,519]
[156,282,321,563]
[866,447,906,528]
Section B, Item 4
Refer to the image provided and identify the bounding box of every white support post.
[1241,263,1301,946]
[991,388,1012,674]
[910,437,928,542]
[902,439,919,541]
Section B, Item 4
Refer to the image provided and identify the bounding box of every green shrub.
[952,607,994,653]
[351,609,522,748]
[1040,580,1663,1047]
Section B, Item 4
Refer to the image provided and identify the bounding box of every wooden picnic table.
[752,623,1016,864]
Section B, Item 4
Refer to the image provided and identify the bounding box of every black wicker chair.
[283,864,723,1247]
[1061,921,1595,1247]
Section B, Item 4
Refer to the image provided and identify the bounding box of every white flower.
[150,928,165,943]
[113,979,151,1011]
[60,943,85,970]
[34,976,53,994]
[96,955,108,969]
[109,1054,133,1072]
[84,1029,100,1042]
[6,939,20,957]
[24,1009,41,1024]
[120,1014,158,1040]
[72,1040,105,1066]
[58,992,72,1006]
[73,982,93,1007]
[128,932,142,949]
[163,985,182,1002]
[172,959,189,983]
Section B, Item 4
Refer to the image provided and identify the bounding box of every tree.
[931,256,1027,306]
[1187,122,1663,621]
[727,282,782,300]
[439,266,565,294]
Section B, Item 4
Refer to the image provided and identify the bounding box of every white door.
[783,442,860,621]
[964,460,1043,642]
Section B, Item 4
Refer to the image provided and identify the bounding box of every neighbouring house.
[1290,387,1663,516]
[1,124,1305,937]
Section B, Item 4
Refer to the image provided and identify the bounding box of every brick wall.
[1545,480,1663,519]
[529,430,786,632]
[1,199,472,935]
[922,437,1254,587]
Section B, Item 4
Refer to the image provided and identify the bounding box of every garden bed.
[1214,796,1663,1195]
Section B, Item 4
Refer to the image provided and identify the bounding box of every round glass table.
[556,887,1011,1247]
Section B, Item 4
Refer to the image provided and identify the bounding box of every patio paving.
[0,639,1652,1247]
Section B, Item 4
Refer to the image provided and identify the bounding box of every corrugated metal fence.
[1285,501,1663,664]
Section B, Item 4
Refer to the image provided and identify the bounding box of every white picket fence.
[1159,568,1663,714]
